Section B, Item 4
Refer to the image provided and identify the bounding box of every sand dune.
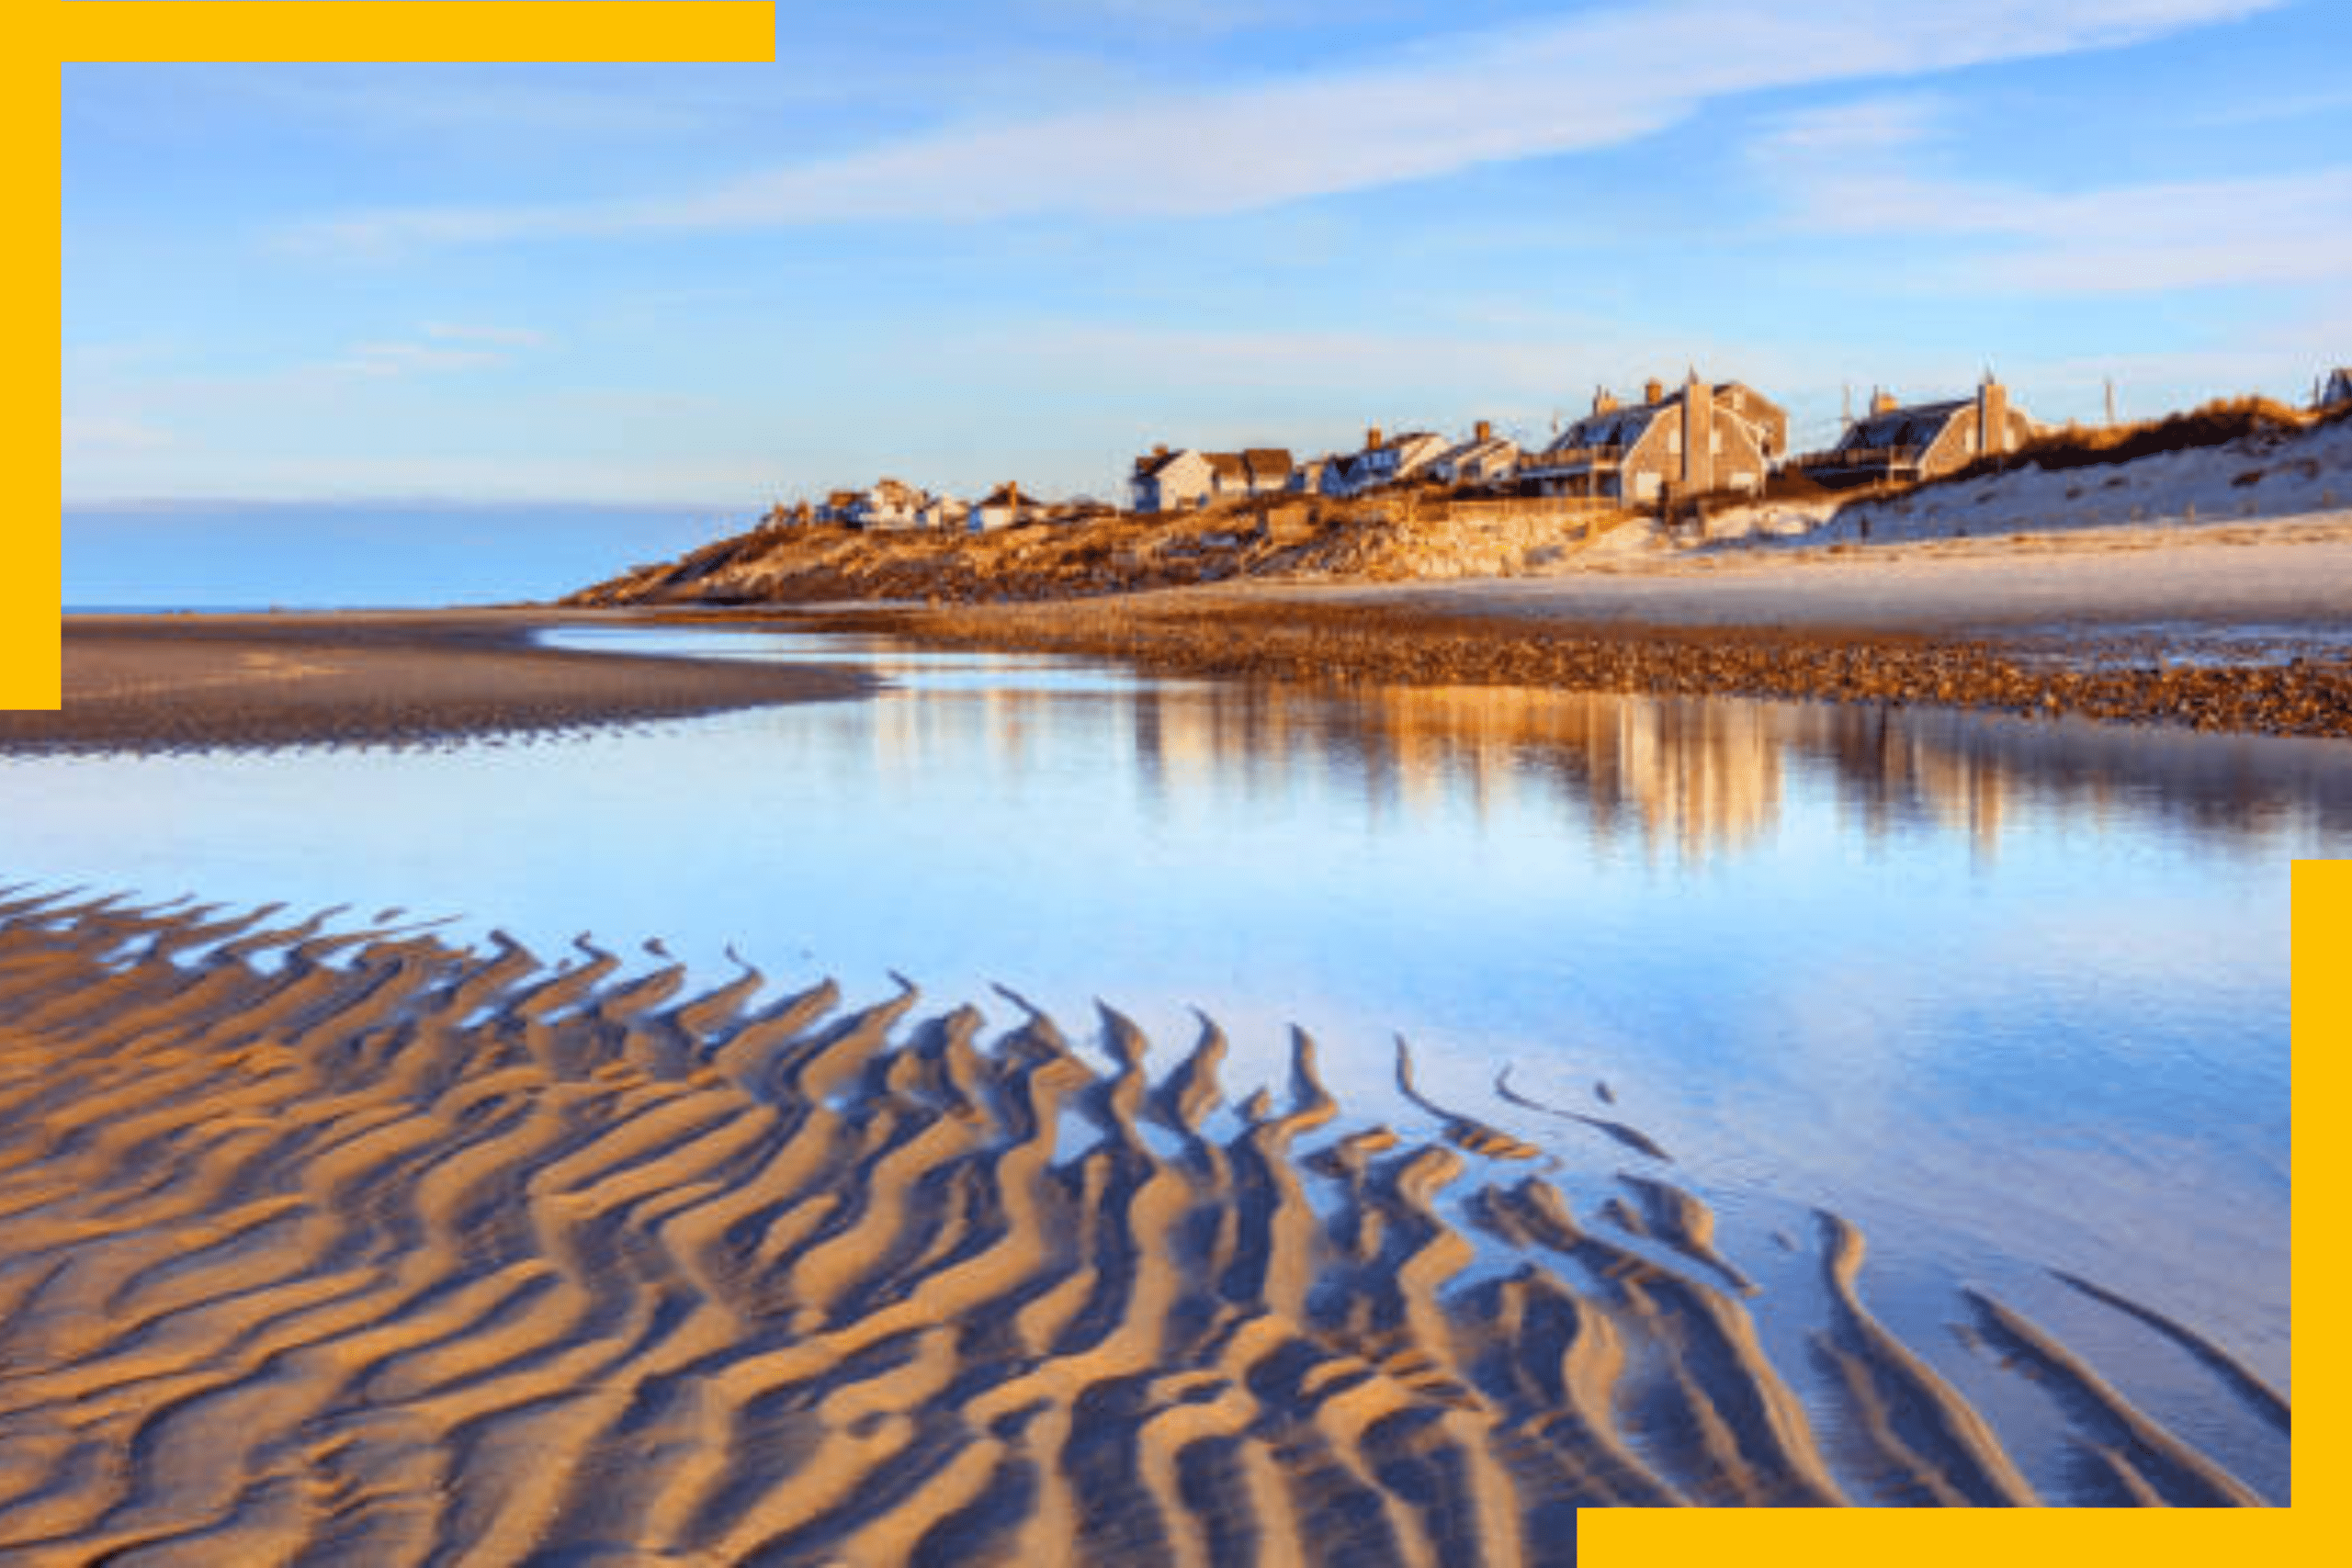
[0,885,2279,1562]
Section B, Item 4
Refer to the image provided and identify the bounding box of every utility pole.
[2105,378,2118,427]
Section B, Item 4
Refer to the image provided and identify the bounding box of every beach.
[0,613,868,753]
[0,880,2278,1563]
[720,520,2352,739]
[0,607,2307,1556]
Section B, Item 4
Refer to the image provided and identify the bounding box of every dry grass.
[1945,395,2327,484]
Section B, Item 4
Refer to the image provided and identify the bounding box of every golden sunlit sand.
[0,884,2282,1562]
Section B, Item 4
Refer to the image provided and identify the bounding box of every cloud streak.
[1753,95,2352,291]
[299,0,2280,253]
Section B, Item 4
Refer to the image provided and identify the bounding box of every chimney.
[1366,425,1384,450]
[1681,368,1714,491]
[1474,419,1492,443]
[1644,378,1665,405]
[1871,387,1899,416]
[1976,374,2010,457]
[1593,386,1618,416]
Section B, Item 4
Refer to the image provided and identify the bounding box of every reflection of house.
[2321,367,2352,410]
[1796,377,2036,489]
[1430,422,1521,487]
[1521,372,1787,502]
[971,482,1042,531]
[1131,446,1292,511]
[1328,427,1448,495]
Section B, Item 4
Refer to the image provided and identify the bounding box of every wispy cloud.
[331,323,551,377]
[421,321,552,349]
[62,412,176,455]
[296,0,2281,254]
[1753,94,2352,291]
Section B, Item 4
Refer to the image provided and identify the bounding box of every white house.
[1132,447,1217,512]
[1132,446,1293,511]
[1429,422,1521,488]
[917,496,971,531]
[971,482,1042,532]
[847,478,929,531]
[1328,427,1448,495]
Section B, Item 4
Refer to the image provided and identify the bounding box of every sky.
[61,0,2352,563]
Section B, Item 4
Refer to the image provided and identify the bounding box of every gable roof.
[1436,434,1519,468]
[1134,448,1198,479]
[1838,398,1972,454]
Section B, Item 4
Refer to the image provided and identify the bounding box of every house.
[916,496,971,532]
[1521,373,1788,503]
[815,490,863,525]
[1131,446,1294,512]
[1210,448,1295,501]
[1288,457,1333,495]
[1429,421,1521,488]
[1797,377,2037,489]
[2322,368,2352,409]
[1132,447,1217,512]
[847,478,929,531]
[1329,427,1448,494]
[971,482,1042,532]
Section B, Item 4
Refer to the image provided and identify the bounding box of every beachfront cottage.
[1214,448,1295,500]
[1131,446,1293,511]
[1429,422,1521,488]
[2322,368,2352,409]
[1288,457,1333,495]
[1521,373,1788,503]
[847,478,930,531]
[1132,447,1216,512]
[971,483,1042,532]
[1796,377,2037,490]
[917,496,971,531]
[1330,427,1448,494]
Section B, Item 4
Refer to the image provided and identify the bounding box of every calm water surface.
[3,622,2330,1501]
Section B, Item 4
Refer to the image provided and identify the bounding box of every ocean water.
[1,624,2328,1501]
[62,500,745,609]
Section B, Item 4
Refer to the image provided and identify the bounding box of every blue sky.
[62,0,2352,514]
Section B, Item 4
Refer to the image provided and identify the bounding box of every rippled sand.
[0,886,2284,1562]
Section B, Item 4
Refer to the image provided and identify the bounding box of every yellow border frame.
[18,6,2328,1561]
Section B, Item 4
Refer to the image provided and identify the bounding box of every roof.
[1133,448,1194,478]
[1837,398,1972,455]
[1437,434,1519,468]
[1542,379,1783,459]
[979,484,1029,508]
[1543,403,1663,457]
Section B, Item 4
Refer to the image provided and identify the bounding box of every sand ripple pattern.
[0,887,2277,1564]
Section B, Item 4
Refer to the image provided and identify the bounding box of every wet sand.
[0,886,2282,1557]
[0,613,869,752]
